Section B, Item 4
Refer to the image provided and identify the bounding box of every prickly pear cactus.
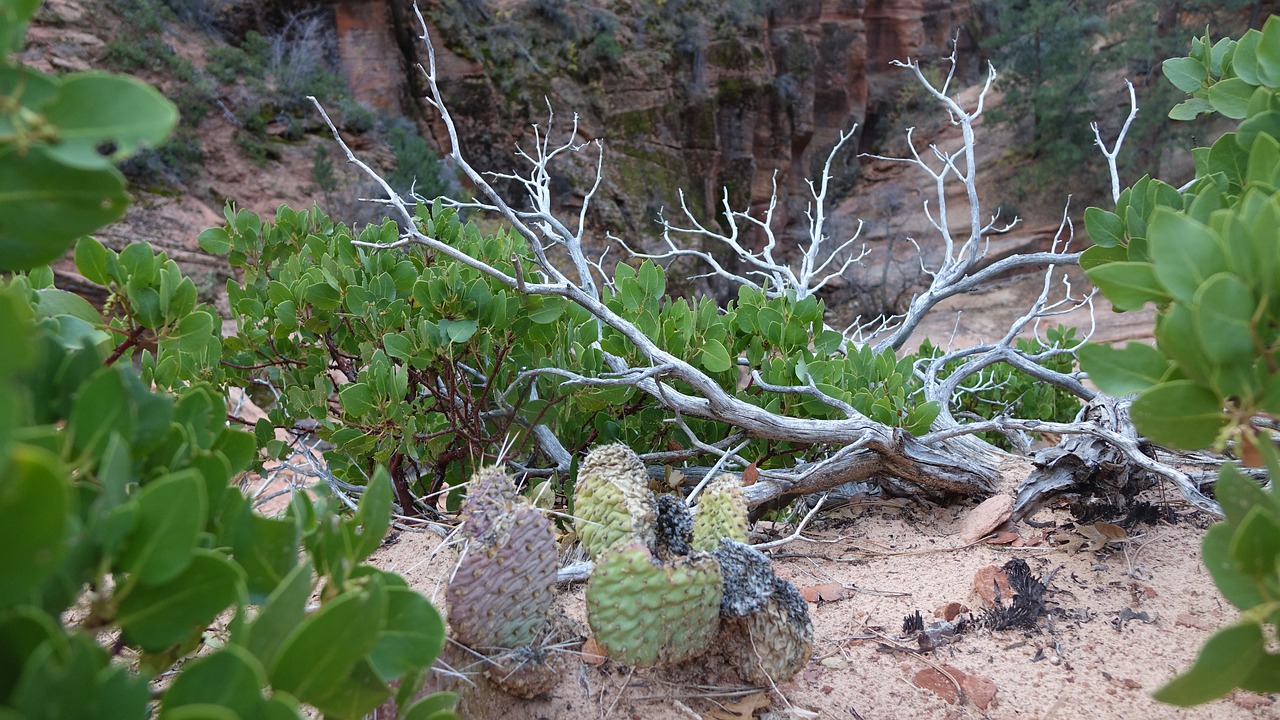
[574,444,656,558]
[718,576,814,684]
[448,467,557,651]
[692,473,748,551]
[586,543,723,667]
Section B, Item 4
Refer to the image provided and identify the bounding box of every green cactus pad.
[691,473,748,551]
[574,445,656,558]
[459,465,520,543]
[718,576,813,684]
[586,543,722,667]
[447,505,557,649]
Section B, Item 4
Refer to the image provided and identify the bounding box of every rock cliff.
[333,0,976,250]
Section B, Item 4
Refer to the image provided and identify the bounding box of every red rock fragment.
[912,666,961,704]
[934,602,968,622]
[972,565,1014,607]
[960,495,1015,543]
[960,672,999,710]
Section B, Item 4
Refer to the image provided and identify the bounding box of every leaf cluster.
[1080,18,1280,705]
[0,280,452,719]
[1080,19,1280,451]
[0,2,177,271]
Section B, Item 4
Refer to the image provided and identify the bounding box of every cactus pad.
[459,465,520,543]
[487,647,564,699]
[447,505,557,649]
[574,445,656,558]
[718,576,813,684]
[653,494,693,558]
[586,543,723,667]
[713,539,776,617]
[692,474,748,551]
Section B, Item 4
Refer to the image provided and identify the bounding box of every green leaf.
[1257,15,1280,87]
[1208,77,1255,119]
[403,692,459,720]
[1203,522,1267,610]
[904,401,940,436]
[1153,623,1264,706]
[230,513,300,601]
[1169,98,1213,121]
[33,288,102,327]
[698,338,733,373]
[1233,29,1262,86]
[1084,207,1125,247]
[352,466,393,562]
[368,586,445,682]
[41,72,178,169]
[1130,380,1225,449]
[1147,209,1226,303]
[339,383,375,416]
[1163,56,1206,93]
[0,445,69,609]
[117,549,243,651]
[442,319,477,344]
[524,295,565,324]
[120,469,208,585]
[303,281,341,311]
[0,148,128,271]
[1077,343,1170,396]
[1241,652,1280,693]
[241,559,314,670]
[160,645,267,720]
[74,236,111,284]
[1192,273,1258,366]
[0,1,41,56]
[1084,261,1168,311]
[87,663,151,720]
[307,658,390,719]
[197,227,232,255]
[269,577,386,704]
[1229,506,1280,577]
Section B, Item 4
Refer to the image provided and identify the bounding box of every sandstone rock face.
[330,0,974,253]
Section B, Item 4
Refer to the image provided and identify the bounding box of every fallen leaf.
[741,461,759,486]
[705,691,771,720]
[580,636,607,665]
[800,582,846,603]
[1013,530,1045,547]
[986,530,1019,545]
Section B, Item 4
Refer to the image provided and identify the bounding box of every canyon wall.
[332,0,975,252]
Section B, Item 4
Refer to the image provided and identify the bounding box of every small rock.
[972,565,1014,607]
[912,666,962,704]
[934,601,968,622]
[1175,613,1216,632]
[960,495,1015,543]
[960,673,999,710]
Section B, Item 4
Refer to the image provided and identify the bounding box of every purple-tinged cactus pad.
[447,505,557,650]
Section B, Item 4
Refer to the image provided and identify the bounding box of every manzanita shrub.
[200,201,942,513]
[0,4,455,718]
[1079,18,1280,705]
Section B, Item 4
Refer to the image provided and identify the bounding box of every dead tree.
[304,7,1220,521]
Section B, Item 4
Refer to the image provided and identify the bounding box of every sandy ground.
[363,457,1277,720]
